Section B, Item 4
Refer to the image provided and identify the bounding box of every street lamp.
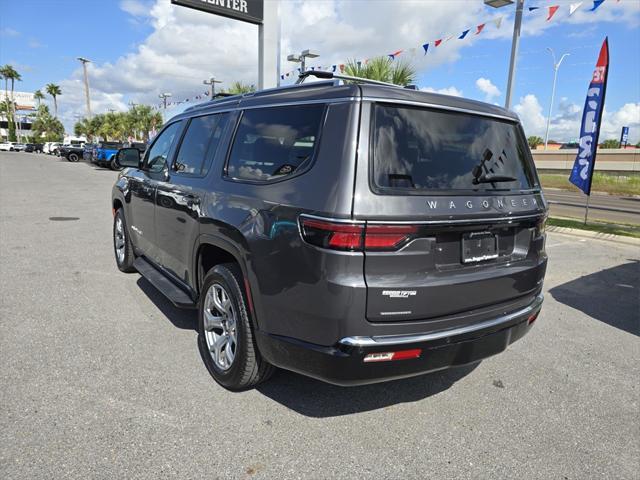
[544,48,570,149]
[287,49,320,74]
[203,77,223,97]
[77,57,92,119]
[484,0,523,110]
[158,93,172,110]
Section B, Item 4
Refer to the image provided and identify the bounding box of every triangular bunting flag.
[339,64,345,73]
[475,23,485,35]
[331,65,336,72]
[422,43,429,54]
[547,5,559,20]
[528,6,540,11]
[590,0,605,11]
[445,35,454,42]
[388,50,403,60]
[459,29,470,39]
[493,16,503,29]
[569,1,584,14]
[434,39,442,47]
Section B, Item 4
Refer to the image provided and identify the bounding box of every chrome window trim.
[339,294,544,347]
[361,96,518,122]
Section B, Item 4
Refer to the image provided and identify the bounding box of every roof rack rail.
[212,92,234,98]
[295,70,402,88]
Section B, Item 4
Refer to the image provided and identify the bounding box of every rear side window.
[174,113,229,176]
[372,104,537,192]
[226,104,325,182]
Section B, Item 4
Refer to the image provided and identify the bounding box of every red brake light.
[300,218,364,251]
[300,216,418,252]
[365,225,418,250]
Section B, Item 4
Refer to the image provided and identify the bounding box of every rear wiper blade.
[473,174,517,184]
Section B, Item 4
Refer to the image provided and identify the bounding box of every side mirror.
[116,148,141,168]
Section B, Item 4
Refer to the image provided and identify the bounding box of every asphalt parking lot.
[1,151,638,479]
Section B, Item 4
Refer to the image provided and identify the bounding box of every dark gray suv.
[112,72,548,390]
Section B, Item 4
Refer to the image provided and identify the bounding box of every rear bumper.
[256,294,543,386]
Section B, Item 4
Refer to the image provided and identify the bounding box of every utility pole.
[544,49,570,150]
[77,57,92,119]
[158,93,172,110]
[203,77,223,97]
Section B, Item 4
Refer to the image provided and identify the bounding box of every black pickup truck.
[59,144,84,162]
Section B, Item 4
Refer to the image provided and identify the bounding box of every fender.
[192,233,262,330]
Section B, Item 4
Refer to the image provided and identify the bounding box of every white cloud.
[475,77,501,102]
[50,0,640,133]
[514,93,640,144]
[420,86,464,97]
[0,28,20,37]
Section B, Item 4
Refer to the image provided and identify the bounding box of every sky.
[1,0,639,143]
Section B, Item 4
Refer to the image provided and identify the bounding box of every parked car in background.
[93,141,123,169]
[24,143,39,153]
[45,142,61,155]
[34,143,44,153]
[58,144,84,162]
[83,143,96,162]
[0,142,14,151]
[111,73,548,390]
[13,143,27,152]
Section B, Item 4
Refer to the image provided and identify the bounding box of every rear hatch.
[354,101,547,323]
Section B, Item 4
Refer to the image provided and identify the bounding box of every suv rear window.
[100,142,123,149]
[372,104,537,192]
[226,104,325,182]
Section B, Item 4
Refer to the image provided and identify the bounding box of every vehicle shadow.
[256,362,479,418]
[549,259,639,336]
[136,277,197,331]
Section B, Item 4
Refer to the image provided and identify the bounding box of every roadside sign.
[171,0,263,25]
[620,126,629,146]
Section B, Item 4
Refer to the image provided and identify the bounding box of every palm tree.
[224,81,256,95]
[344,57,416,86]
[0,65,21,141]
[46,83,62,118]
[34,90,45,108]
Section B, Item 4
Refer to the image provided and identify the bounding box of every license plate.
[462,232,498,263]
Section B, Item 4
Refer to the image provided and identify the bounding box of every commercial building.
[0,90,35,141]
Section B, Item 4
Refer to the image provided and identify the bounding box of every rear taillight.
[300,217,417,252]
[364,225,418,250]
[300,218,364,251]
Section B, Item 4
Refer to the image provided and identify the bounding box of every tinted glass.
[372,104,537,192]
[227,104,324,182]
[100,142,123,149]
[145,122,181,173]
[174,113,228,176]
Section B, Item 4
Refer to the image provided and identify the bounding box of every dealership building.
[0,90,35,141]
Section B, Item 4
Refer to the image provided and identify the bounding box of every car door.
[155,112,231,284]
[127,121,184,260]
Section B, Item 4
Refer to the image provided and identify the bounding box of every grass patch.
[548,217,640,239]
[539,172,640,196]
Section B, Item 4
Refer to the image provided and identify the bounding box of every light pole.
[158,93,172,110]
[544,48,570,149]
[484,0,523,110]
[203,77,223,97]
[77,57,92,119]
[287,49,320,74]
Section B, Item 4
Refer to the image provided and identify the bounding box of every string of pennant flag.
[278,0,615,81]
[155,0,616,109]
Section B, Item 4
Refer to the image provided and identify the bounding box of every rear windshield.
[372,104,537,192]
[99,142,122,149]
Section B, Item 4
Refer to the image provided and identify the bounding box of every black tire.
[68,152,79,162]
[198,263,275,391]
[113,209,136,273]
[110,157,122,171]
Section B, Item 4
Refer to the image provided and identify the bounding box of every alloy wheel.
[203,283,237,370]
